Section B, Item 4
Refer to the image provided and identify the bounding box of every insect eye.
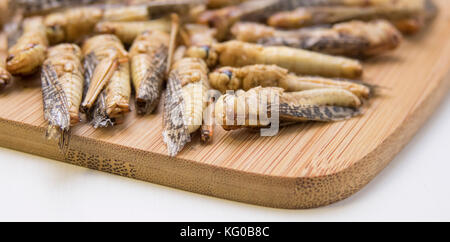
[200,45,210,58]
[222,70,233,80]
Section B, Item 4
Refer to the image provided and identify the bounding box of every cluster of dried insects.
[0,0,437,155]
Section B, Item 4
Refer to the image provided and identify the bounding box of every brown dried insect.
[267,0,432,33]
[44,5,153,44]
[11,0,102,16]
[95,18,171,45]
[45,7,103,44]
[82,34,130,128]
[209,64,372,99]
[129,30,170,115]
[41,44,84,147]
[163,57,209,156]
[6,17,48,76]
[232,20,402,58]
[215,86,361,131]
[212,40,363,79]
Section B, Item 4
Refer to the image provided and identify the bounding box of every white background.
[0,94,449,222]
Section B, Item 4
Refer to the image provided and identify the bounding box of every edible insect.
[41,44,84,148]
[11,0,102,16]
[163,57,209,156]
[95,18,171,45]
[215,86,361,131]
[213,40,363,79]
[267,0,428,31]
[209,64,371,98]
[129,30,170,115]
[7,16,48,76]
[45,7,103,44]
[232,20,402,58]
[183,24,218,67]
[82,34,130,128]
[44,4,155,45]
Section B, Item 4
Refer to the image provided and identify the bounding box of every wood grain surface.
[0,0,449,209]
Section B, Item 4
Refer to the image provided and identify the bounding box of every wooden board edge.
[0,71,448,209]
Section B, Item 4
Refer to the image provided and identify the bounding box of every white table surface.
[0,94,449,222]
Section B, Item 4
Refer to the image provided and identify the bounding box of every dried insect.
[213,40,363,79]
[41,44,84,147]
[183,24,218,67]
[95,19,171,45]
[6,17,48,76]
[196,0,278,40]
[11,0,102,16]
[129,31,170,115]
[267,0,428,31]
[209,64,371,99]
[215,86,361,131]
[163,57,209,156]
[82,34,130,128]
[44,4,154,45]
[45,7,103,44]
[232,20,402,58]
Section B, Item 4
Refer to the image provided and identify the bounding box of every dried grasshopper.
[267,0,430,32]
[6,17,48,76]
[11,0,103,16]
[129,30,170,115]
[213,40,363,79]
[232,20,402,58]
[45,7,103,44]
[41,44,84,147]
[215,86,361,131]
[182,24,219,67]
[45,5,153,44]
[95,18,171,45]
[209,64,372,99]
[163,57,209,156]
[82,35,130,128]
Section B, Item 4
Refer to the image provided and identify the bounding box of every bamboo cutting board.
[0,0,449,209]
